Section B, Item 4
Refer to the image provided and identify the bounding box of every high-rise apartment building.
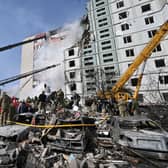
[20,29,66,100]
[80,0,168,103]
[21,0,168,103]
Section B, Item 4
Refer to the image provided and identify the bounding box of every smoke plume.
[29,20,83,98]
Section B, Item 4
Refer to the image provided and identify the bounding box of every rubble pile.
[0,89,168,167]
[1,114,166,168]
[16,137,166,168]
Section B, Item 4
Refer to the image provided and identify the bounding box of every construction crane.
[132,61,147,100]
[0,64,60,86]
[0,28,61,88]
[0,28,58,52]
[97,20,168,102]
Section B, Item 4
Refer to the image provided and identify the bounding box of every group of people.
[118,98,139,117]
[0,85,82,126]
[0,84,139,126]
[85,96,139,117]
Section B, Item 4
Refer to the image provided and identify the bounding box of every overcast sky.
[0,0,87,88]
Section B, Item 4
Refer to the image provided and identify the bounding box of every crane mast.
[0,64,60,86]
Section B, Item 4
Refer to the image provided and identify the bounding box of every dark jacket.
[39,93,46,102]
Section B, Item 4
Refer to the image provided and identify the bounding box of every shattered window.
[84,62,94,66]
[86,82,96,91]
[100,29,109,34]
[125,49,134,57]
[103,58,113,63]
[100,34,110,38]
[87,87,96,91]
[159,75,168,84]
[103,53,112,57]
[68,49,74,56]
[105,72,115,77]
[96,1,105,7]
[69,60,75,67]
[104,66,114,71]
[119,12,127,19]
[147,29,157,38]
[70,83,76,91]
[155,59,165,68]
[84,57,93,61]
[83,50,92,54]
[145,16,154,25]
[99,22,108,27]
[112,80,117,84]
[131,78,138,86]
[85,69,94,73]
[86,82,96,86]
[123,36,132,43]
[153,44,162,52]
[97,12,106,17]
[101,40,111,45]
[96,7,105,13]
[164,76,168,84]
[98,18,107,23]
[102,45,112,50]
[84,45,91,49]
[85,69,94,78]
[141,4,151,13]
[69,72,75,79]
[121,23,129,31]
[84,57,93,66]
[116,1,124,8]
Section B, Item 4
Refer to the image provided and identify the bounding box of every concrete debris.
[0,90,168,167]
[44,117,96,153]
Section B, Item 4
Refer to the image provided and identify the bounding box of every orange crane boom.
[112,20,168,96]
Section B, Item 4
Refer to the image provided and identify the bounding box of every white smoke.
[29,20,83,98]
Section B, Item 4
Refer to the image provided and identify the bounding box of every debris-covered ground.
[0,108,168,168]
[0,90,168,168]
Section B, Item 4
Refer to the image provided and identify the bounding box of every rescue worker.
[57,89,64,106]
[9,101,16,123]
[118,98,128,117]
[44,83,51,97]
[31,96,39,113]
[91,100,97,113]
[131,99,140,116]
[73,92,80,106]
[38,91,47,113]
[17,101,28,113]
[0,92,11,125]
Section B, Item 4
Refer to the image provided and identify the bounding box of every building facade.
[64,46,83,101]
[21,0,168,103]
[80,0,168,103]
[20,29,66,100]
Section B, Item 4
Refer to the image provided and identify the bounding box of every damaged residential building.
[64,46,83,101]
[20,28,67,100]
[19,0,168,104]
[64,0,168,104]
